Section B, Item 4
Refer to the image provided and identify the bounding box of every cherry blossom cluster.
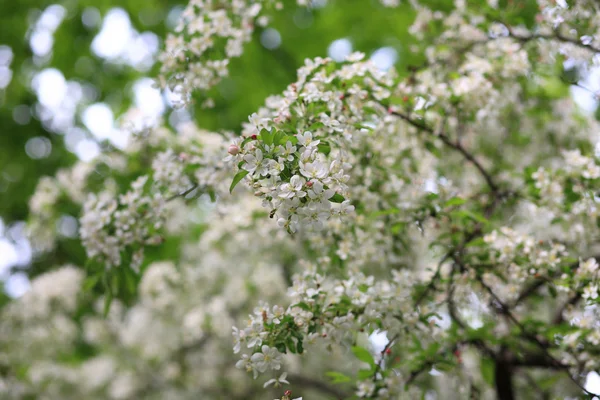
[0,266,84,394]
[157,0,401,105]
[560,284,600,371]
[79,175,165,269]
[234,262,441,397]
[74,123,234,270]
[483,227,567,273]
[157,0,258,104]
[3,193,297,399]
[226,54,399,232]
[27,161,94,252]
[528,148,600,243]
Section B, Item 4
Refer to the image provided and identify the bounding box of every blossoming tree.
[3,0,600,399]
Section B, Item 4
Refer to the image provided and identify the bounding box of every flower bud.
[228,144,240,155]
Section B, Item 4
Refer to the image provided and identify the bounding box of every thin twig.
[370,334,401,386]
[509,30,600,54]
[390,111,499,193]
[415,252,451,306]
[167,184,199,202]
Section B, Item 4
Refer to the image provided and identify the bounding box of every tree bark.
[495,353,515,400]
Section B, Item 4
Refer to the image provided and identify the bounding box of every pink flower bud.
[228,144,240,155]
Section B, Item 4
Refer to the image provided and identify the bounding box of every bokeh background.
[0,0,421,299]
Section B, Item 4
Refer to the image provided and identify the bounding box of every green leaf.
[329,193,346,203]
[283,135,298,145]
[351,346,375,367]
[124,268,137,295]
[435,359,456,372]
[241,136,253,148]
[541,76,569,99]
[291,330,304,340]
[317,142,331,155]
[391,222,406,234]
[207,189,217,202]
[259,128,273,145]
[444,197,466,207]
[286,337,297,354]
[424,140,441,157]
[275,342,287,354]
[296,340,304,354]
[357,368,375,379]
[450,210,489,225]
[325,371,351,384]
[292,302,312,311]
[230,170,249,193]
[83,274,100,291]
[424,342,441,357]
[103,291,113,317]
[480,357,495,386]
[273,130,286,146]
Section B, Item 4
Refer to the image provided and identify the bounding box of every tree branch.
[472,271,595,396]
[508,30,600,54]
[495,347,515,400]
[390,111,499,194]
[513,278,548,306]
[167,184,199,202]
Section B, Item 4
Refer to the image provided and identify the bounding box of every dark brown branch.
[472,270,548,347]
[390,111,499,193]
[512,353,567,369]
[415,252,451,306]
[495,347,515,400]
[405,360,435,386]
[513,278,547,306]
[509,30,600,54]
[371,334,399,384]
[167,184,199,201]
[448,268,498,359]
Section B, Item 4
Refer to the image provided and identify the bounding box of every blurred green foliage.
[0,0,418,282]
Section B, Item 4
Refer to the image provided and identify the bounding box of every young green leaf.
[351,346,375,367]
[329,193,346,203]
[325,371,352,383]
[480,357,495,386]
[230,170,249,193]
